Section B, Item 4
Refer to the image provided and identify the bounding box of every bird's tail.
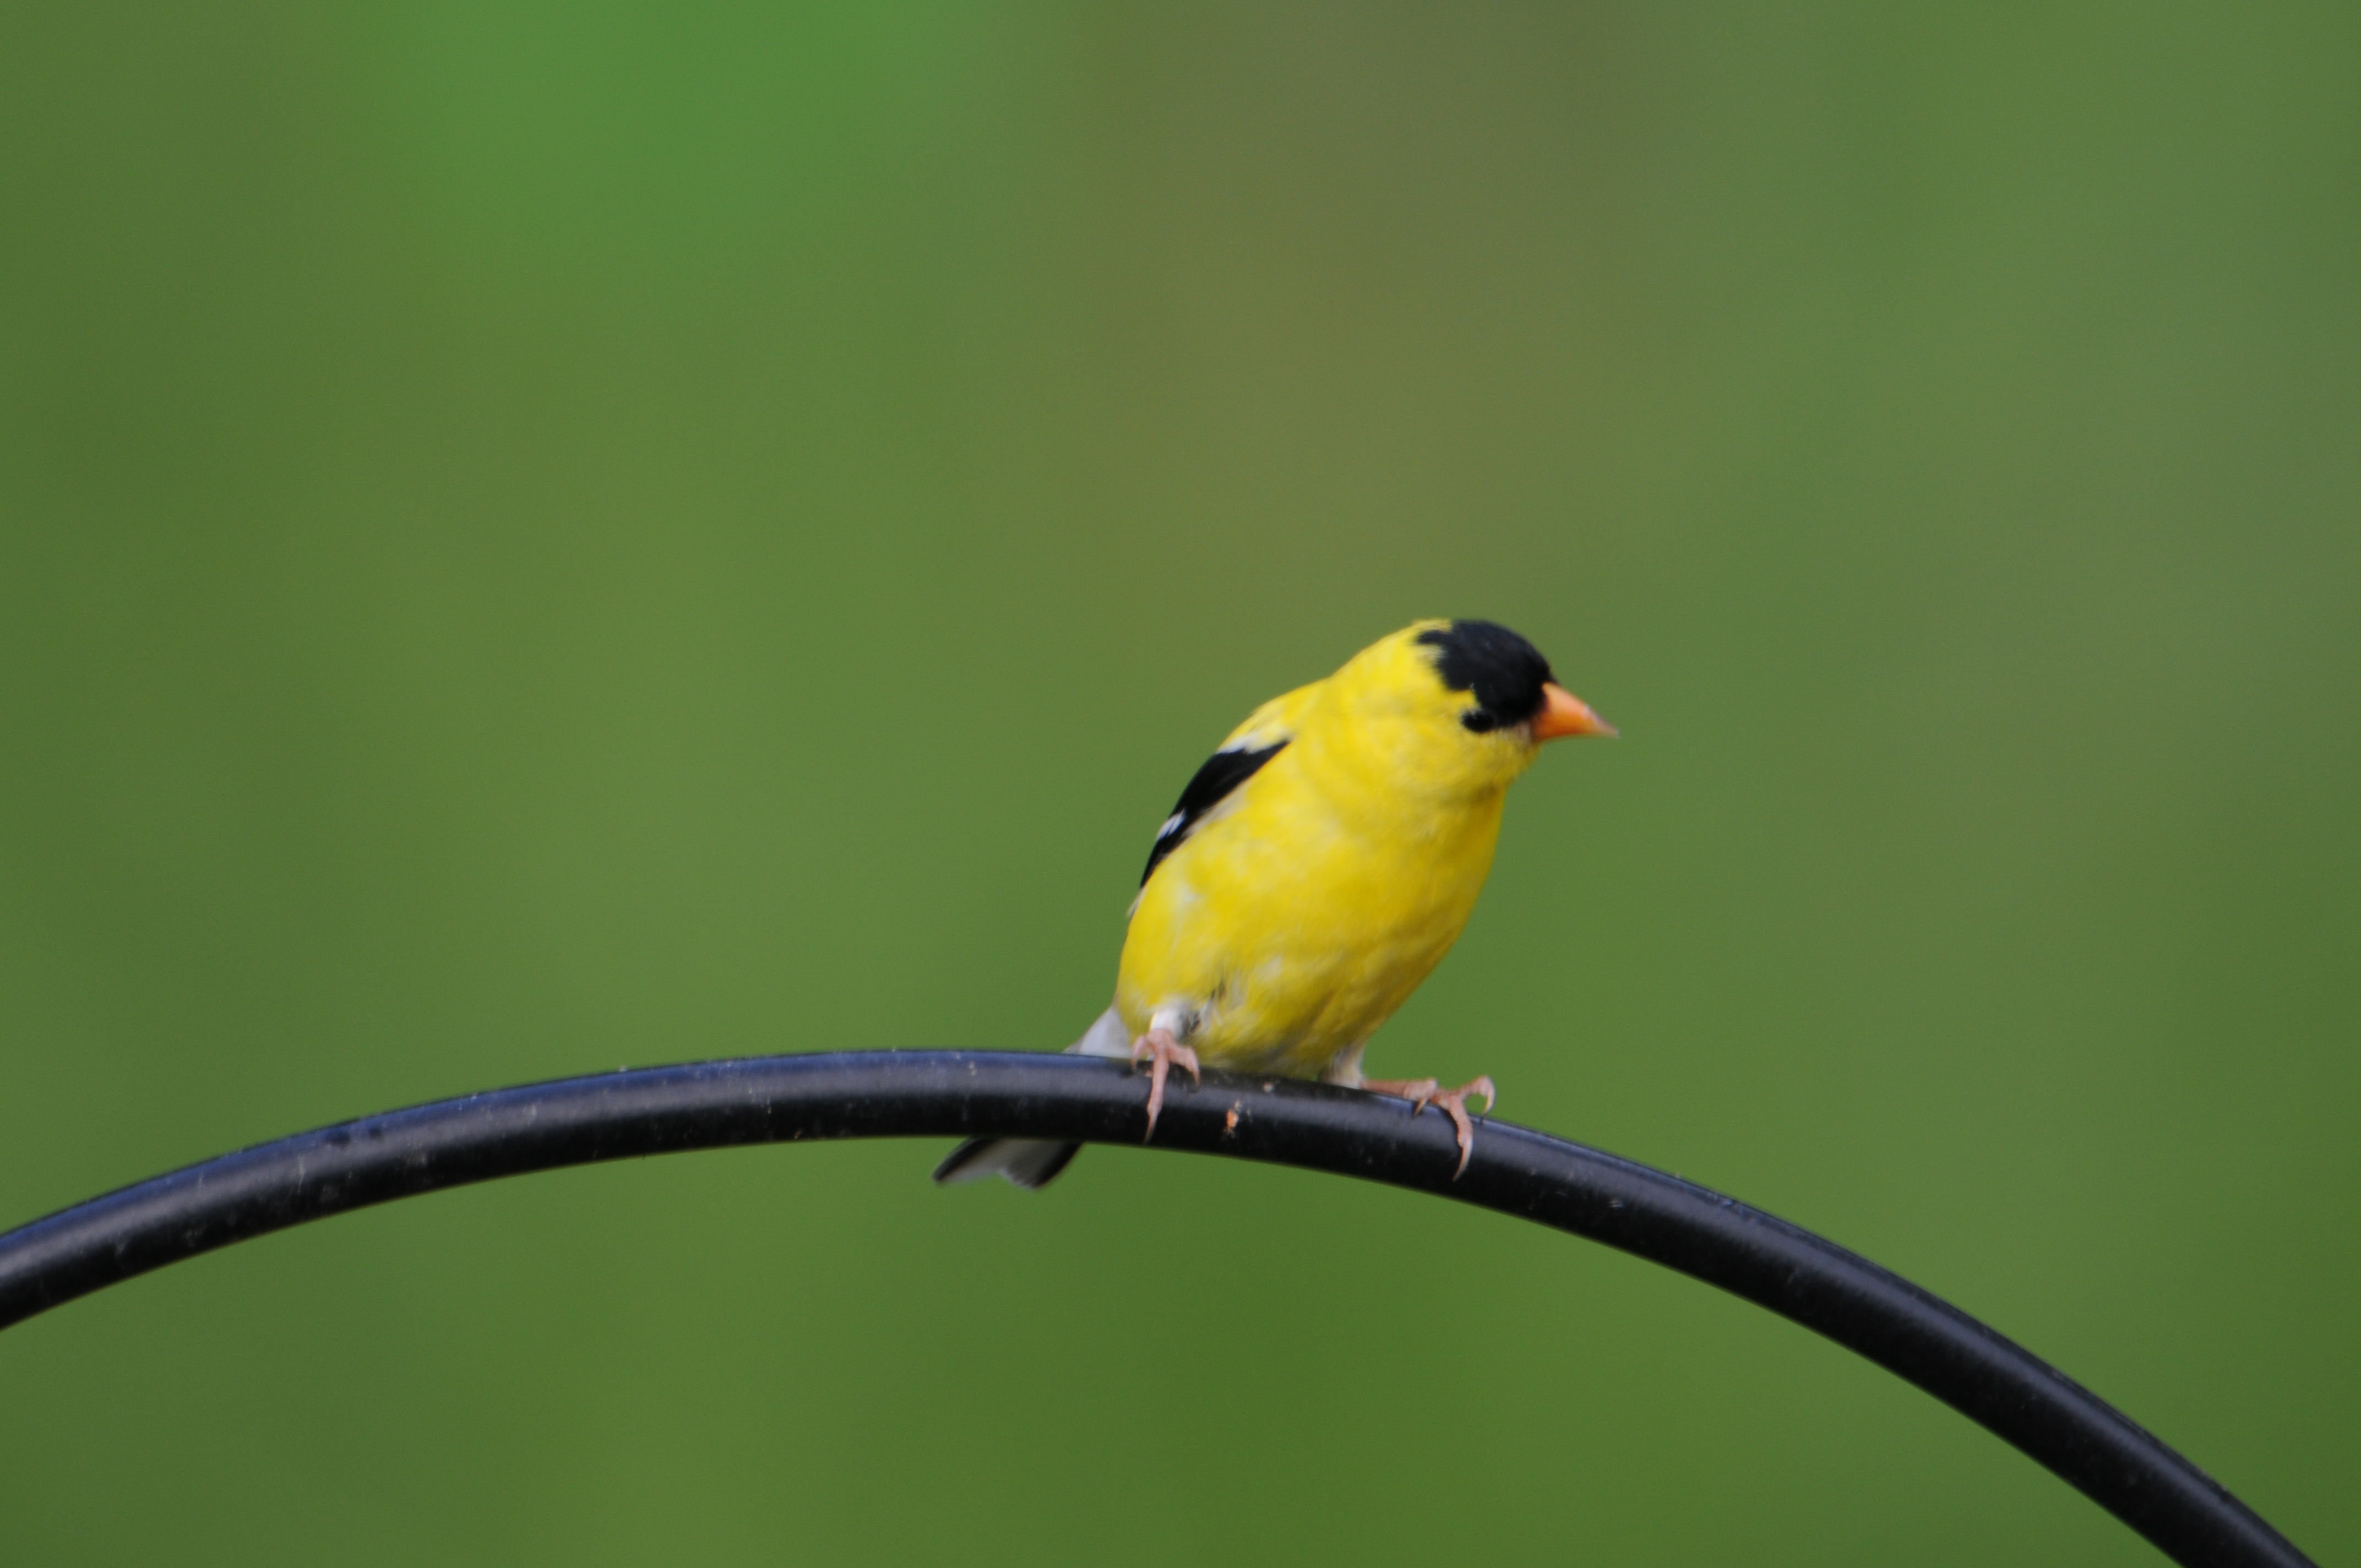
[932,1006,1130,1190]
[931,1135,1081,1189]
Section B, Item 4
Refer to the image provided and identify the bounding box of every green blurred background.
[3,4,2355,1564]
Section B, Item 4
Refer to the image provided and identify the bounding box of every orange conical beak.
[1533,682,1616,741]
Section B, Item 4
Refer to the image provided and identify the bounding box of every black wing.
[1139,742,1288,886]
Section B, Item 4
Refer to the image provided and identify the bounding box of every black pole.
[0,1050,2311,1568]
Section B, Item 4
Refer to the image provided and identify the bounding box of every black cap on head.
[1416,620,1555,734]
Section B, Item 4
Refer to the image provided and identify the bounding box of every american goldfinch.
[936,619,1612,1189]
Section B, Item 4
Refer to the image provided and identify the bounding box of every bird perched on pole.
[936,618,1613,1189]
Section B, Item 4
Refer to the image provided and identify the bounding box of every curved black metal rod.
[0,1051,2310,1568]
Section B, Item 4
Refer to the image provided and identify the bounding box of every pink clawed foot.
[1362,1075,1497,1178]
[1130,1027,1201,1141]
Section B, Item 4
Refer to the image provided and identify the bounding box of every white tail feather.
[932,1007,1130,1189]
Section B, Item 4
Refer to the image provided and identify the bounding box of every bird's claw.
[1365,1074,1497,1178]
[1130,1027,1201,1141]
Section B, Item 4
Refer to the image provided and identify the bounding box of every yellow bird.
[936,619,1612,1189]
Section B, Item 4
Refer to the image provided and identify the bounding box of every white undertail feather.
[931,1008,1129,1188]
[1064,1006,1134,1060]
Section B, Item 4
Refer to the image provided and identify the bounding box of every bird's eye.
[1460,709,1500,734]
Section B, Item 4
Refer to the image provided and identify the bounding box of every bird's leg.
[1360,1075,1497,1178]
[1130,1027,1201,1141]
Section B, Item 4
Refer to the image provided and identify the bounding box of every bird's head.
[1321,619,1614,798]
